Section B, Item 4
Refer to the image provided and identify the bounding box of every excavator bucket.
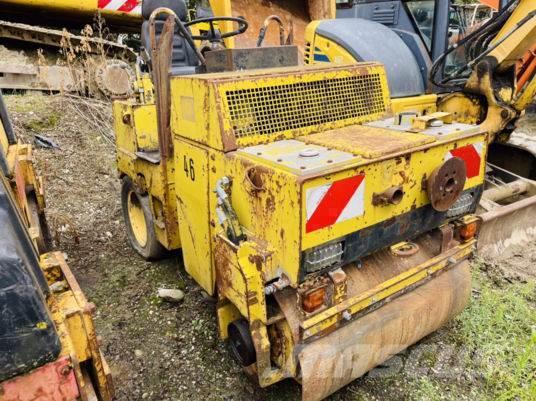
[477,182,536,257]
[477,131,536,258]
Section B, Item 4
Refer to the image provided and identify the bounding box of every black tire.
[228,319,256,367]
[121,177,166,260]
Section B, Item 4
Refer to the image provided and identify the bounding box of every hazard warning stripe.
[306,174,365,233]
[98,0,140,13]
[445,142,484,179]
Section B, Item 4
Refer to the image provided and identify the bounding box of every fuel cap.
[299,148,320,157]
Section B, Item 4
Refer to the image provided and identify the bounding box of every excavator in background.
[454,2,495,29]
[0,90,114,400]
[0,0,143,31]
[0,0,142,97]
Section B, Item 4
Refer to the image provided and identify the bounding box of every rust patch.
[249,254,264,272]
[244,165,268,194]
[299,125,433,159]
[247,291,259,305]
[265,194,275,214]
[372,186,404,206]
[214,237,236,296]
[230,0,333,55]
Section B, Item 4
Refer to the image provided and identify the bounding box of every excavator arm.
[434,0,536,140]
[431,0,536,257]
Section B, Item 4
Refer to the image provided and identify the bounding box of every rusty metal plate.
[232,0,303,49]
[300,124,435,159]
[367,117,479,138]
[204,46,299,73]
[428,157,467,212]
[0,356,80,401]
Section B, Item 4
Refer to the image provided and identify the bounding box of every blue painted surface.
[314,53,330,62]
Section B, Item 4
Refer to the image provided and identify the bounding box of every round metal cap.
[299,148,320,158]
[427,157,467,212]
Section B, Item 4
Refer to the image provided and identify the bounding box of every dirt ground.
[5,93,535,401]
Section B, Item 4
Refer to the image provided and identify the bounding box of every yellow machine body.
[115,56,487,399]
[39,251,115,401]
[303,0,536,261]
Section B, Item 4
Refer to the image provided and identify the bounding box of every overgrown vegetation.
[22,112,60,133]
[394,264,535,401]
[453,266,536,400]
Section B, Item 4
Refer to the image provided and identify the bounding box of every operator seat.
[141,0,199,76]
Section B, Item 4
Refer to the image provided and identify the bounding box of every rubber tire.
[228,319,257,367]
[121,177,166,260]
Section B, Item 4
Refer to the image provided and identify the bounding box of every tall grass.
[454,267,535,400]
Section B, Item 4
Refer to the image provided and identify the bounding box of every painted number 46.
[183,156,195,181]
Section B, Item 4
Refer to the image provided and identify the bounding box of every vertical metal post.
[431,0,450,61]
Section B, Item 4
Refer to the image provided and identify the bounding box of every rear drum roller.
[121,177,165,260]
[228,319,257,367]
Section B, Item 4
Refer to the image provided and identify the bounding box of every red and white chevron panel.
[445,142,484,178]
[98,0,141,14]
[306,174,366,233]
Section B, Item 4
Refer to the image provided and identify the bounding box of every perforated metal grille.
[225,73,386,139]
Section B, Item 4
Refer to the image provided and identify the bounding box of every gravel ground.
[5,93,535,401]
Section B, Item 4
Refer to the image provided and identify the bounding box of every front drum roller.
[121,177,165,260]
[273,261,471,401]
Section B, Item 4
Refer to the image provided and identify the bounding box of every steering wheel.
[184,16,248,42]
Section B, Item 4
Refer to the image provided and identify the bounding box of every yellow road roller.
[1,91,114,401]
[112,1,487,399]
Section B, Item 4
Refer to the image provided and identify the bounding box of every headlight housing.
[303,241,343,274]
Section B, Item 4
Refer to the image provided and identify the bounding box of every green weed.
[454,269,535,401]
[23,112,60,132]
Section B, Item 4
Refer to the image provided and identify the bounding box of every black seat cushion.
[141,0,199,72]
[142,0,188,21]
